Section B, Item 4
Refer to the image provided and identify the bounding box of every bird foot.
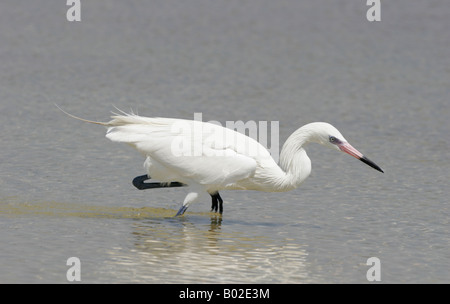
[132,174,186,190]
[132,175,150,190]
[175,205,189,217]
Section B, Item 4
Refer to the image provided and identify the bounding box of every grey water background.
[0,0,449,283]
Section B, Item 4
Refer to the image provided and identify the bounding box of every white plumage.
[58,106,383,216]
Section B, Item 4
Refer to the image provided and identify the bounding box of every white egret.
[58,107,383,216]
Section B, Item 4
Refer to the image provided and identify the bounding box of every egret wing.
[105,115,260,186]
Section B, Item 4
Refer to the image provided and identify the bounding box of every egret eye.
[329,136,337,143]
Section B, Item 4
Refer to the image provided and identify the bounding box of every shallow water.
[1,1,449,283]
[1,199,311,283]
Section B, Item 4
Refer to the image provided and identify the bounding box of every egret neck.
[277,125,314,191]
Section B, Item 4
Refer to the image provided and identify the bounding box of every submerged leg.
[211,194,218,212]
[217,192,223,214]
[175,205,189,216]
[210,192,224,214]
[132,175,185,190]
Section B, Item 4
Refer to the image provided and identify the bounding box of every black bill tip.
[360,156,384,173]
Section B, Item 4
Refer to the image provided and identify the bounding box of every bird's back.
[105,114,278,191]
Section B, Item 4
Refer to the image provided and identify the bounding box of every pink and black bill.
[330,136,384,173]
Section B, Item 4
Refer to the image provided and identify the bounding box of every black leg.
[210,194,218,212]
[217,192,223,214]
[132,175,185,190]
[210,192,223,214]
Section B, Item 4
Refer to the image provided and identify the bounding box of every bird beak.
[338,142,384,173]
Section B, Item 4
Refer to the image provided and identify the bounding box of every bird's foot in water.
[175,205,189,217]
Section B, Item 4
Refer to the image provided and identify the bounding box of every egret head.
[305,122,384,173]
[304,122,346,150]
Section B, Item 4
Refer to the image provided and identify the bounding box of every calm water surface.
[0,1,449,283]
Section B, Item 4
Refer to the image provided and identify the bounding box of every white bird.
[58,107,383,216]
